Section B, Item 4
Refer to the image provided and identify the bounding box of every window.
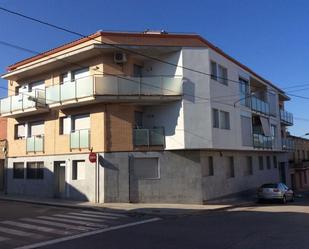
[60,72,70,84]
[213,109,230,130]
[210,61,228,85]
[14,123,26,139]
[133,158,160,179]
[239,78,250,107]
[226,156,235,178]
[259,156,264,170]
[307,151,309,160]
[72,114,90,131]
[273,156,278,168]
[28,121,44,137]
[271,125,277,138]
[220,111,230,129]
[13,162,24,179]
[202,156,214,177]
[59,116,71,135]
[26,162,44,179]
[72,160,86,180]
[210,61,217,80]
[305,172,307,184]
[266,156,271,169]
[133,64,143,77]
[218,65,228,85]
[244,156,253,176]
[303,150,306,160]
[72,68,89,81]
[212,109,219,128]
[29,80,45,92]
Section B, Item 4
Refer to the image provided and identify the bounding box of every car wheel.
[282,195,287,204]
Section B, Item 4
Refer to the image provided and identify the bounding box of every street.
[4,194,308,249]
[0,200,157,249]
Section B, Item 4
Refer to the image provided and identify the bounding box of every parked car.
[257,183,294,204]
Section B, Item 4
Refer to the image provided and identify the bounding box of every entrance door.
[54,161,66,198]
[0,160,4,191]
[279,162,287,184]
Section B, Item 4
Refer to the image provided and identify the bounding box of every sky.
[0,0,308,135]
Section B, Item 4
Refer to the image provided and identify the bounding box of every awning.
[260,116,271,137]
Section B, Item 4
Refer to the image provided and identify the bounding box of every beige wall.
[7,103,140,157]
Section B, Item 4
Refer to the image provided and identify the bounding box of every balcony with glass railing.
[282,138,295,151]
[253,133,272,149]
[251,95,270,115]
[70,129,90,150]
[280,109,293,126]
[133,127,165,147]
[46,75,183,108]
[26,135,44,153]
[0,90,47,117]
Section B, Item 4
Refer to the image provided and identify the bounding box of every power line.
[1,5,309,122]
[0,5,290,94]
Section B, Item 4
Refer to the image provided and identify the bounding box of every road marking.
[38,216,107,228]
[0,226,39,237]
[20,218,93,231]
[0,235,9,242]
[68,212,118,220]
[14,218,161,249]
[1,221,69,235]
[53,214,107,222]
[82,210,128,218]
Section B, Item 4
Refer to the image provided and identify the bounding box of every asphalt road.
[0,200,154,249]
[1,195,309,249]
[43,194,309,249]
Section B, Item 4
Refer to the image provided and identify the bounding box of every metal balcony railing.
[70,129,90,149]
[282,138,295,151]
[251,96,270,115]
[133,127,165,147]
[280,109,293,125]
[0,89,46,116]
[46,75,183,105]
[253,133,272,149]
[26,135,44,153]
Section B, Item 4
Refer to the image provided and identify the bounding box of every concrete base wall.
[7,154,96,201]
[5,150,288,204]
[102,150,287,204]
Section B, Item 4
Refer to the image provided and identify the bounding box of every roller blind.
[260,117,271,136]
[72,114,90,131]
[29,122,44,136]
[241,116,252,146]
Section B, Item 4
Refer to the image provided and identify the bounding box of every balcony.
[253,133,272,149]
[46,75,183,108]
[0,90,47,118]
[251,96,269,115]
[280,109,293,126]
[26,135,44,153]
[70,129,90,150]
[282,138,295,151]
[133,128,165,147]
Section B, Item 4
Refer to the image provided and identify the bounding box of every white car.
[257,183,294,204]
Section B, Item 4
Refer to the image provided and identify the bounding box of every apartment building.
[288,135,309,190]
[0,117,7,192]
[0,31,293,203]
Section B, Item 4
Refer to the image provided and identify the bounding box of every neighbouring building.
[0,30,293,204]
[288,135,309,190]
[0,117,7,192]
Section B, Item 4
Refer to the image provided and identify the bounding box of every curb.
[0,196,255,217]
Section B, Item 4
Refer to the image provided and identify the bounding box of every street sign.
[89,152,97,163]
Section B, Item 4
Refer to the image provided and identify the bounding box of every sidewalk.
[0,194,255,216]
